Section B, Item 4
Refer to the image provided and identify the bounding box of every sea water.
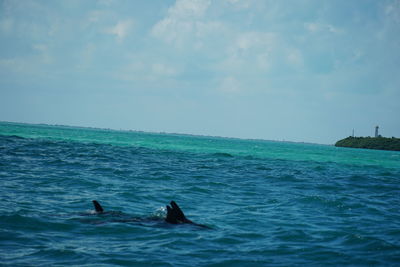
[0,121,399,266]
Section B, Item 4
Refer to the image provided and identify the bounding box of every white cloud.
[105,19,134,42]
[33,44,48,52]
[0,58,24,72]
[32,44,52,64]
[385,0,400,19]
[382,0,400,35]
[234,32,276,51]
[218,76,243,93]
[152,63,179,76]
[304,22,341,34]
[286,48,303,67]
[114,59,180,84]
[226,0,251,9]
[151,0,220,47]
[168,0,211,19]
[219,31,277,72]
[0,44,52,74]
[87,10,106,23]
[0,57,42,75]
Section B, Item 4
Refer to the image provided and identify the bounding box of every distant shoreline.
[335,136,400,151]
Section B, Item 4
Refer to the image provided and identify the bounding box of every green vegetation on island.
[335,136,400,151]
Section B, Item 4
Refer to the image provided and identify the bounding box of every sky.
[0,0,399,144]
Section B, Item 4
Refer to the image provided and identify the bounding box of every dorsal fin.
[166,205,178,223]
[165,201,193,224]
[170,201,187,222]
[92,200,104,213]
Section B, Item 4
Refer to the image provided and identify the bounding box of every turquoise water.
[1,121,399,266]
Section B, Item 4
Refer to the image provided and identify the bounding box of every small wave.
[275,229,310,242]
[256,166,272,171]
[183,186,211,195]
[0,134,27,140]
[213,152,234,158]
[214,236,244,245]
[27,248,92,265]
[1,213,76,233]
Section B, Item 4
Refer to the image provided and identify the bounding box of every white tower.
[375,126,379,138]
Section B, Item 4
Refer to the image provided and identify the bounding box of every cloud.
[87,10,107,24]
[105,19,134,42]
[385,0,400,20]
[217,31,277,75]
[168,0,210,18]
[151,0,222,47]
[218,76,243,93]
[304,22,341,34]
[226,0,251,9]
[233,31,276,52]
[114,59,180,85]
[33,44,48,52]
[286,48,304,67]
[32,44,52,64]
[0,58,23,72]
[0,57,41,76]
[152,63,179,76]
[381,0,400,37]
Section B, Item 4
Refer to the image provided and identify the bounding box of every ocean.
[0,121,399,266]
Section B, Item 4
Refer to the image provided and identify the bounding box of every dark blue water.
[1,122,399,266]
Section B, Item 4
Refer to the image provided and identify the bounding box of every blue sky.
[1,0,399,144]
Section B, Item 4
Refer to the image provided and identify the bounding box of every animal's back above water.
[89,200,210,229]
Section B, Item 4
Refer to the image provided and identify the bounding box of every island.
[335,136,400,151]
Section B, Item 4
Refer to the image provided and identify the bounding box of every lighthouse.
[375,126,379,138]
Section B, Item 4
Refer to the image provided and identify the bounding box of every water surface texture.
[1,122,399,266]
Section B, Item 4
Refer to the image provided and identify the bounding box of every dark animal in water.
[93,200,103,213]
[91,200,210,229]
[165,201,193,224]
